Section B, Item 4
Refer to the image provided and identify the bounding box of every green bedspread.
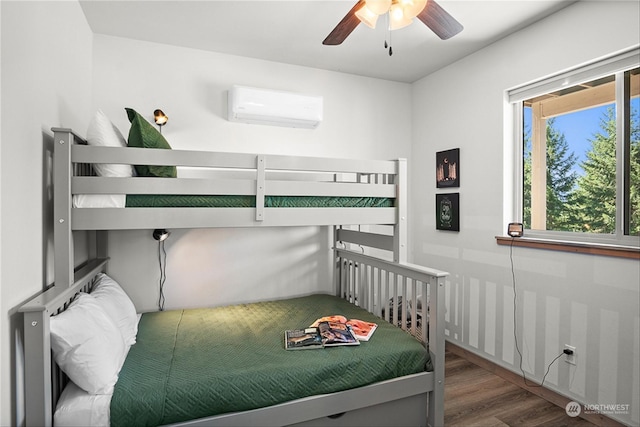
[125,195,394,208]
[110,294,429,427]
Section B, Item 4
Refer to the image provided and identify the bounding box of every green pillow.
[125,108,177,177]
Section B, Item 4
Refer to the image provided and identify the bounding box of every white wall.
[0,1,93,425]
[91,35,412,312]
[0,3,4,423]
[411,2,640,425]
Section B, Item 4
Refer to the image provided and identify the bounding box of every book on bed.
[284,328,324,350]
[310,315,378,342]
[285,320,360,350]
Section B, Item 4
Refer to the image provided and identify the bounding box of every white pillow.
[50,293,126,395]
[90,273,138,346]
[86,109,134,178]
[75,110,132,208]
[54,381,111,427]
[73,194,126,209]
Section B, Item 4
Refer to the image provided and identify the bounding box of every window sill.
[495,236,640,260]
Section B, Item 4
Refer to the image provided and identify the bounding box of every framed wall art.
[436,193,460,231]
[436,148,459,188]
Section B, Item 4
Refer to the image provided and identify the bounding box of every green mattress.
[125,194,394,208]
[110,294,429,427]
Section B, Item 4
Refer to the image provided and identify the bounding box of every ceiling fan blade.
[323,0,366,45]
[417,0,463,40]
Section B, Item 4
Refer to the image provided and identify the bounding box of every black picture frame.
[436,148,460,188]
[436,193,460,231]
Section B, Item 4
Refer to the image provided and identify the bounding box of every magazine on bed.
[318,321,360,347]
[310,315,378,341]
[285,321,360,350]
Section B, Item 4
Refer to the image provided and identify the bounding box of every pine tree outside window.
[508,48,639,248]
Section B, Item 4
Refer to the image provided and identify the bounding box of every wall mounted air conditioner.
[227,85,323,129]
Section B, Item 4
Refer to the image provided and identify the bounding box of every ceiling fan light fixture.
[322,0,462,46]
[364,0,392,15]
[389,3,413,30]
[355,5,379,29]
[389,16,413,30]
[401,0,427,19]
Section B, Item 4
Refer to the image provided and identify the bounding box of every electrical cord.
[157,239,167,311]
[510,237,564,388]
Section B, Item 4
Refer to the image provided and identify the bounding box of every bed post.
[333,226,339,296]
[255,155,266,221]
[52,128,74,287]
[394,158,407,263]
[22,309,52,427]
[428,274,446,427]
[88,230,108,260]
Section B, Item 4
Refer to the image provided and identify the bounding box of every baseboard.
[445,342,626,427]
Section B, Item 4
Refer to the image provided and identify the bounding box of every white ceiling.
[79,0,577,83]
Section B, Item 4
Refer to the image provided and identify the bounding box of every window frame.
[507,46,640,249]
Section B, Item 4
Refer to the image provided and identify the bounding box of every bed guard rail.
[52,128,406,228]
[334,247,447,427]
[334,248,447,343]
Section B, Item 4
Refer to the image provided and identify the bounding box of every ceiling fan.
[323,0,463,46]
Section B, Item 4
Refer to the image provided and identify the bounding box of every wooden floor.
[444,347,596,427]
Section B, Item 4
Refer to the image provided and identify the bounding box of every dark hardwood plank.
[444,346,597,427]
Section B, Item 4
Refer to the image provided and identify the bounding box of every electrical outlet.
[564,345,576,365]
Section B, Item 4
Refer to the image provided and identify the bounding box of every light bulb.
[389,3,412,30]
[355,5,379,29]
[364,0,392,15]
[154,109,168,126]
[401,0,427,19]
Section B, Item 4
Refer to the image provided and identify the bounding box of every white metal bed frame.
[19,128,448,427]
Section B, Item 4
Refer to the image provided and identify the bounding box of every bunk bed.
[20,126,448,427]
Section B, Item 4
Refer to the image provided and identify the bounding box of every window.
[509,48,639,248]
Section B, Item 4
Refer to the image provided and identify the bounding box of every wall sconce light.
[153,228,170,241]
[153,109,168,133]
[152,229,170,311]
